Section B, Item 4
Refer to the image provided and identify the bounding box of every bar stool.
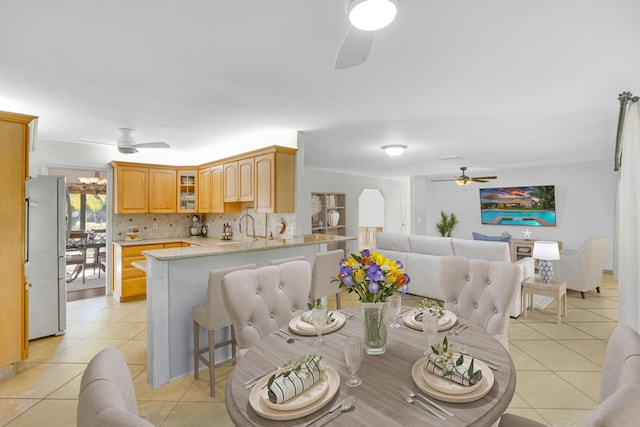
[192,263,256,397]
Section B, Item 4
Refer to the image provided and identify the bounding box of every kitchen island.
[136,234,355,388]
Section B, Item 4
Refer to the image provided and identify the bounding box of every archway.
[358,189,384,249]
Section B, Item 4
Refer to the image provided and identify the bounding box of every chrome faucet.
[238,212,258,241]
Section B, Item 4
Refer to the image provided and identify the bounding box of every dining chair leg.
[208,329,216,397]
[231,326,237,360]
[193,321,200,380]
[336,292,341,310]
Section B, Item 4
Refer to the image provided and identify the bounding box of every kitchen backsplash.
[112,210,296,241]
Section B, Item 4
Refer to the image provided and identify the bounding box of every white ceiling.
[1,0,639,180]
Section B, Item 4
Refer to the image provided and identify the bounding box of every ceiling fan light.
[456,178,470,186]
[382,144,406,156]
[347,0,398,31]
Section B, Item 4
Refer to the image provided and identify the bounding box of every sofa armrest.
[516,257,535,281]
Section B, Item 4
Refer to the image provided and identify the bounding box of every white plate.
[262,371,329,411]
[421,353,484,395]
[288,311,346,336]
[249,367,340,421]
[411,355,495,403]
[403,309,457,332]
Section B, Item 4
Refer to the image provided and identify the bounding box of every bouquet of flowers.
[334,249,410,303]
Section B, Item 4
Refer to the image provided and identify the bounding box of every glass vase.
[360,302,389,355]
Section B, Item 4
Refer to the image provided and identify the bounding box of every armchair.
[551,237,607,299]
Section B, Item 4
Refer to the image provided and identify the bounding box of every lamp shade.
[347,0,399,31]
[533,241,560,260]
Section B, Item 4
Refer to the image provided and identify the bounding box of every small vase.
[327,210,340,226]
[360,302,389,355]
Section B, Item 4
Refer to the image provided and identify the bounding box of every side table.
[522,277,567,324]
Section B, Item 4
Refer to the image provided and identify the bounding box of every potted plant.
[436,211,458,237]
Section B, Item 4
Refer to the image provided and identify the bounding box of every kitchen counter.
[142,233,356,388]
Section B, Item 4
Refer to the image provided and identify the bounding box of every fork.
[339,310,354,319]
[400,389,446,420]
[448,324,462,335]
[402,385,454,417]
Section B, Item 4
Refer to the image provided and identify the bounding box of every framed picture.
[479,185,556,227]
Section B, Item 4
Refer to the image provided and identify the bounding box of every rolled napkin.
[267,355,323,403]
[425,352,483,387]
[301,310,335,325]
[414,307,444,322]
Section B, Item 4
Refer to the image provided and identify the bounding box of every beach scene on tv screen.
[479,185,556,227]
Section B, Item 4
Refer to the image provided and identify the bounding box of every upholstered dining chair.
[440,256,520,349]
[499,324,640,427]
[268,255,306,265]
[310,249,344,309]
[192,263,256,397]
[221,260,311,355]
[77,347,154,427]
[552,236,607,298]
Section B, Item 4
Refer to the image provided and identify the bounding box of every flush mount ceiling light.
[347,0,399,31]
[382,145,407,156]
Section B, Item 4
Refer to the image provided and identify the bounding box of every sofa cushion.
[472,232,511,242]
[452,238,510,262]
[375,232,411,252]
[408,235,454,256]
[405,253,444,300]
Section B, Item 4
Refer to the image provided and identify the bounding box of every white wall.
[302,168,410,255]
[412,161,617,270]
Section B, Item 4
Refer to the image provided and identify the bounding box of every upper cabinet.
[224,157,254,202]
[255,151,295,213]
[111,163,176,214]
[111,146,297,215]
[177,170,197,213]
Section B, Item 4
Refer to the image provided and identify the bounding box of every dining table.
[225,306,516,426]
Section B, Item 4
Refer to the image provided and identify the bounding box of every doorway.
[48,168,108,301]
[358,189,384,249]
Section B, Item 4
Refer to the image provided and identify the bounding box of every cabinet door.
[149,168,177,213]
[115,166,148,214]
[198,168,211,212]
[211,164,224,213]
[223,161,238,202]
[238,157,255,201]
[255,153,274,213]
[177,170,197,212]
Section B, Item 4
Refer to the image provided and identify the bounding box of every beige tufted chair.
[552,236,607,299]
[499,324,640,427]
[310,249,344,309]
[269,255,306,265]
[440,256,519,349]
[192,263,256,397]
[77,347,154,427]
[221,260,311,355]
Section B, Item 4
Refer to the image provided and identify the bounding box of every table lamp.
[533,241,560,283]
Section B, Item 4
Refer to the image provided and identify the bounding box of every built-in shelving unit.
[311,192,346,252]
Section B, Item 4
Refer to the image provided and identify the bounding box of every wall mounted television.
[479,185,556,227]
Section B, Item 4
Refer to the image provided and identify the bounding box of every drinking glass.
[312,306,328,343]
[423,313,439,354]
[344,336,363,387]
[388,295,402,328]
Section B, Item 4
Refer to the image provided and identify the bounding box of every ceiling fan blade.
[334,27,375,70]
[470,179,490,183]
[431,179,457,182]
[133,142,170,149]
[469,176,497,180]
[79,139,116,146]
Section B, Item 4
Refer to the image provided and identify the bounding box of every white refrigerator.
[25,175,67,340]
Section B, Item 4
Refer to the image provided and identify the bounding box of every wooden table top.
[225,307,516,426]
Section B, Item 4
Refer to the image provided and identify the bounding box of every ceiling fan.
[82,128,171,154]
[334,0,401,69]
[431,167,498,186]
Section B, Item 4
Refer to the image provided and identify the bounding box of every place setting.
[287,304,347,337]
[401,299,458,332]
[247,335,362,424]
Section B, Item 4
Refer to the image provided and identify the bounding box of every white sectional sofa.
[374,232,534,317]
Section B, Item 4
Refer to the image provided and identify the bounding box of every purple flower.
[340,265,353,276]
[342,275,354,287]
[366,263,384,282]
[396,260,404,269]
[399,284,408,293]
[368,281,379,294]
[404,274,411,284]
[361,249,370,257]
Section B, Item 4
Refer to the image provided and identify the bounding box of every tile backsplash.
[112,210,296,241]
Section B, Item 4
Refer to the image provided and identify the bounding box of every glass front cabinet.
[177,170,197,212]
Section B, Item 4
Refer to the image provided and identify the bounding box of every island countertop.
[117,234,354,261]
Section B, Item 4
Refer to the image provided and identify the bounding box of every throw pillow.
[472,232,511,242]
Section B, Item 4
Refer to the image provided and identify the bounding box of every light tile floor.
[0,274,618,426]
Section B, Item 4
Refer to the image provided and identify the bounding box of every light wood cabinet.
[177,170,197,212]
[255,151,295,213]
[224,158,254,202]
[0,110,37,366]
[198,167,211,212]
[311,192,347,252]
[114,165,148,214]
[149,168,177,213]
[113,241,188,301]
[111,163,177,214]
[210,164,225,213]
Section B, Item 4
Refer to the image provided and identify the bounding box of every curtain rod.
[614,92,639,171]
